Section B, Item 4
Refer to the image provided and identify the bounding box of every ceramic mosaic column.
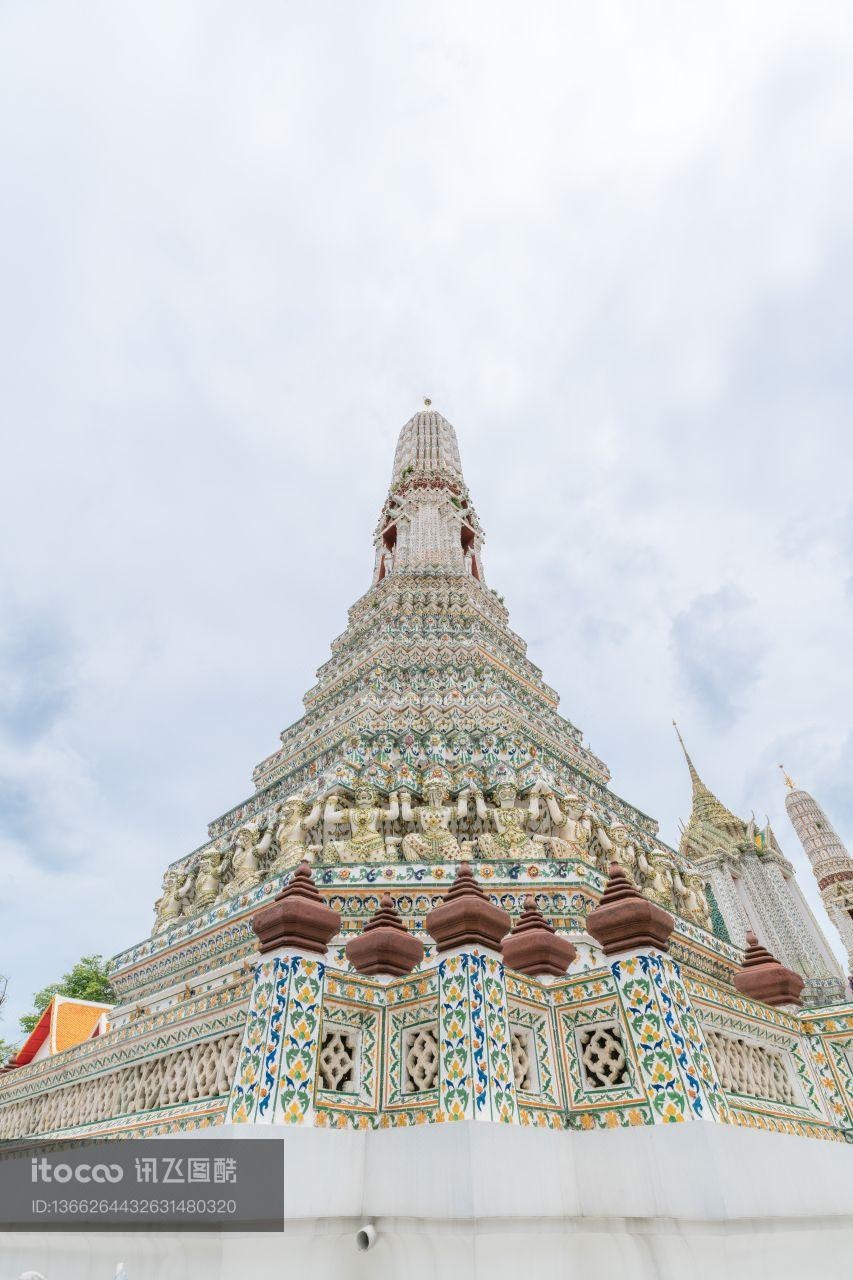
[589,863,730,1125]
[226,861,340,1125]
[610,952,730,1124]
[427,864,519,1123]
[435,948,519,1122]
[226,951,326,1125]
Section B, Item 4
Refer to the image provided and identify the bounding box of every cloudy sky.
[1,3,852,1034]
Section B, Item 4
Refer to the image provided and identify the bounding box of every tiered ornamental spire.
[141,407,842,1010]
[674,725,845,1003]
[782,769,853,987]
[243,401,617,812]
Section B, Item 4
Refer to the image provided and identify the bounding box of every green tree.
[0,1036,19,1064]
[19,955,115,1035]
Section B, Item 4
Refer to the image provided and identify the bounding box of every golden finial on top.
[779,764,796,790]
[423,397,432,407]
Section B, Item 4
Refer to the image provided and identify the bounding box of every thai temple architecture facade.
[1,406,853,1275]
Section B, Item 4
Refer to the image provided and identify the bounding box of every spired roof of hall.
[199,408,664,849]
[674,725,785,866]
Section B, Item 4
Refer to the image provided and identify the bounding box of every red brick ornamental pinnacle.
[502,895,577,976]
[425,862,512,952]
[252,860,341,955]
[345,894,425,976]
[585,862,675,956]
[734,931,805,1008]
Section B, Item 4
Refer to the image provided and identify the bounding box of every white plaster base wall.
[2,1123,852,1280]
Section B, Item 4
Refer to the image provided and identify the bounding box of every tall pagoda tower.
[205,403,627,850]
[127,405,843,1012]
[782,769,853,988]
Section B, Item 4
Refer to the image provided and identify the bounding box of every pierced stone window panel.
[0,1031,242,1141]
[509,1025,538,1093]
[318,1024,360,1094]
[576,1022,630,1091]
[403,1024,440,1094]
[705,1029,799,1107]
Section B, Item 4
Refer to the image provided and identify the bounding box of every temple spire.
[673,722,747,857]
[673,720,702,790]
[373,407,486,586]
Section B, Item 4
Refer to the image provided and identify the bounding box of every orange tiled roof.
[52,997,111,1053]
[11,995,111,1067]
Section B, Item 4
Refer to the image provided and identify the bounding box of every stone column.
[703,859,749,947]
[226,951,328,1126]
[426,863,519,1123]
[226,862,340,1126]
[588,863,731,1125]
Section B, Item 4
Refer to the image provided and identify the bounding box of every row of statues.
[153,780,712,933]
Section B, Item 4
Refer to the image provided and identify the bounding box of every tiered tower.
[244,403,612,818]
[675,726,844,1004]
[135,407,843,1014]
[157,403,680,916]
[782,769,853,989]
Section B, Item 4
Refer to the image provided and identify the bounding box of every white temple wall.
[775,869,843,978]
[4,1124,853,1280]
[737,857,802,970]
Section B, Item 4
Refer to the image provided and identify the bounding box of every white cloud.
[1,1,853,1029]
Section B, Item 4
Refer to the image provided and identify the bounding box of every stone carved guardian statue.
[523,781,570,857]
[647,853,675,909]
[231,820,274,890]
[589,816,616,873]
[271,791,323,873]
[682,872,713,930]
[549,793,595,857]
[402,781,462,862]
[478,783,533,859]
[153,868,191,930]
[609,821,640,880]
[192,846,223,911]
[327,783,399,863]
[454,783,487,857]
